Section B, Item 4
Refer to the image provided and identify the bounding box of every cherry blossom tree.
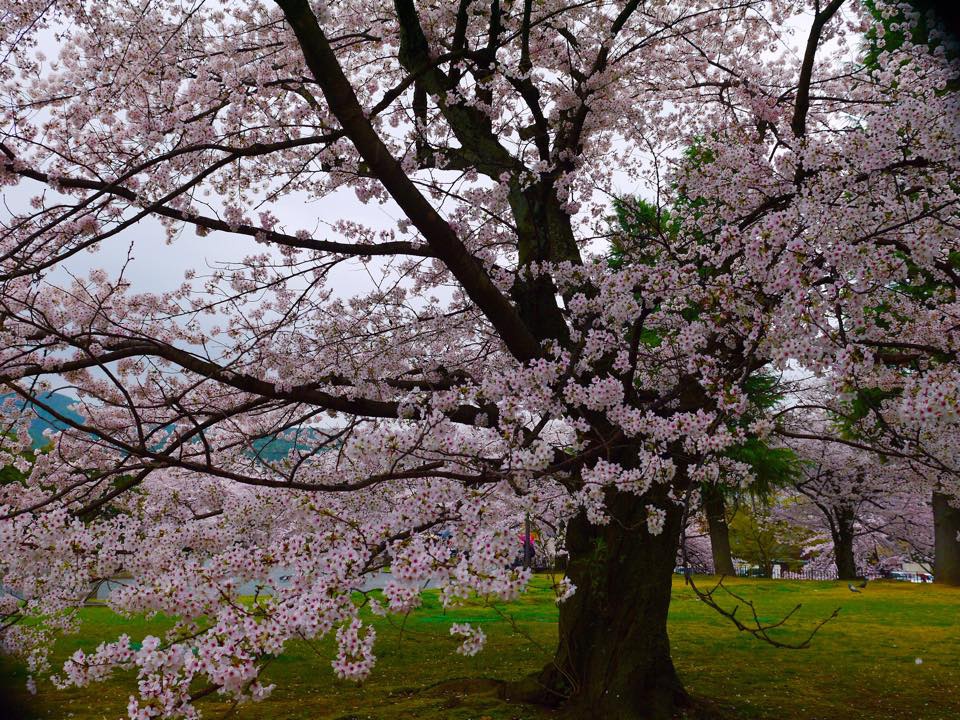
[777,384,958,582]
[771,0,960,585]
[1,1,958,718]
[782,428,934,578]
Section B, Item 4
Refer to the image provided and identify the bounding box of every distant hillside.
[3,392,326,460]
[1,392,84,448]
[250,431,327,463]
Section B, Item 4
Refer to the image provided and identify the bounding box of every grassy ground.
[2,575,958,719]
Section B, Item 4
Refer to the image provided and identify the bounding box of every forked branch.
[687,575,841,649]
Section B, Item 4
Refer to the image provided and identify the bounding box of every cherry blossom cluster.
[448,623,486,657]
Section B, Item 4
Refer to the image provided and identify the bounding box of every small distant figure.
[848,583,861,593]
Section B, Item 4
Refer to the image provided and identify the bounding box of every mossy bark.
[831,507,858,581]
[702,485,735,576]
[933,491,960,586]
[509,491,689,719]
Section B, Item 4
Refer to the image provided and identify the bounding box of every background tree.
[783,426,934,579]
[771,0,960,586]
[726,498,813,576]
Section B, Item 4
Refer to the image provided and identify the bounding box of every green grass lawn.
[2,576,958,719]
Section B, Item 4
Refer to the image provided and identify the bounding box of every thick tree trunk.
[508,491,689,719]
[933,491,960,586]
[832,508,858,581]
[702,485,736,576]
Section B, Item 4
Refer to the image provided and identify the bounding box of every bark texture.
[830,506,858,581]
[702,485,736,576]
[933,491,960,586]
[508,490,689,719]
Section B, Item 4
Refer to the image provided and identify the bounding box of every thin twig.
[687,575,841,649]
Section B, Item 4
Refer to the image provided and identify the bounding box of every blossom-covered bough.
[1,1,958,717]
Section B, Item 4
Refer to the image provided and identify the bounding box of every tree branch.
[275,0,540,362]
[687,574,841,649]
[791,0,845,138]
